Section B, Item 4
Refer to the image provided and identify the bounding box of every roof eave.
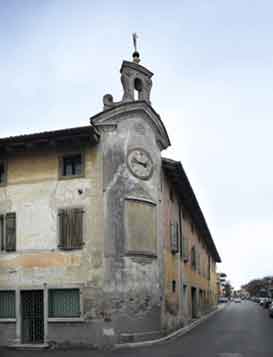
[162,157,221,263]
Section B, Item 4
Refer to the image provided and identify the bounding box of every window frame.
[0,160,7,187]
[58,207,85,251]
[58,152,85,180]
[0,289,16,321]
[170,222,179,254]
[0,212,16,253]
[47,287,83,322]
[191,245,197,271]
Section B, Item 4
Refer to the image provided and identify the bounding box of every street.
[1,301,273,357]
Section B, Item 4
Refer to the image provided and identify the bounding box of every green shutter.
[48,289,80,318]
[5,213,16,252]
[0,291,15,318]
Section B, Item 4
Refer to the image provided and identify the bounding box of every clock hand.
[132,157,148,168]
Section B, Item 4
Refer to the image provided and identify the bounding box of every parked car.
[263,298,272,309]
[268,302,273,318]
[234,298,242,303]
[219,297,229,303]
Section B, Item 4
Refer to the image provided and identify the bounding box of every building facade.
[0,54,220,347]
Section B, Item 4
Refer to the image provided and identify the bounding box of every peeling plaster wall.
[0,145,105,345]
[160,172,182,331]
[100,111,163,336]
[161,171,218,332]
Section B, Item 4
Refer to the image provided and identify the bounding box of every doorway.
[191,287,198,319]
[21,290,44,344]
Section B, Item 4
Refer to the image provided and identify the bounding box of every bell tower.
[103,34,153,110]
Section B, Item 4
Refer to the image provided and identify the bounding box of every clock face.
[127,148,153,180]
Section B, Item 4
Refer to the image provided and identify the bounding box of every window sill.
[0,318,16,323]
[58,174,85,181]
[48,317,84,323]
[126,250,157,258]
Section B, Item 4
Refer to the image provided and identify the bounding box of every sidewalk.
[115,303,227,350]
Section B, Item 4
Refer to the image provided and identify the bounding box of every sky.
[1,0,273,289]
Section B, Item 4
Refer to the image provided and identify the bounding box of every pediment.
[90,101,171,151]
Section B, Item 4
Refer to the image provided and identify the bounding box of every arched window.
[134,78,143,100]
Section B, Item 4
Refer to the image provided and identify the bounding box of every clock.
[127,148,153,180]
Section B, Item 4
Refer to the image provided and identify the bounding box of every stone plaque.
[125,199,156,256]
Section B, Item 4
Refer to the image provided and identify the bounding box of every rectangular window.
[48,289,80,318]
[170,222,179,254]
[0,291,16,318]
[0,213,16,252]
[182,235,189,262]
[0,161,7,186]
[58,208,84,250]
[59,153,84,179]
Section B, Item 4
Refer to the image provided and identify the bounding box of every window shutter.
[182,236,189,261]
[58,209,66,249]
[176,222,179,253]
[59,208,83,250]
[0,215,4,251]
[170,223,178,253]
[71,208,83,248]
[5,213,16,252]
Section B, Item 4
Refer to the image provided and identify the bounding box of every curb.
[115,303,227,350]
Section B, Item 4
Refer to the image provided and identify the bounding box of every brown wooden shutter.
[176,222,179,253]
[0,215,4,251]
[170,222,178,253]
[71,208,83,248]
[59,208,83,250]
[58,209,66,249]
[5,213,16,252]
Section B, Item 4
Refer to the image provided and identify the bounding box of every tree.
[224,282,232,298]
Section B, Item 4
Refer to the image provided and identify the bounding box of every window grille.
[48,289,80,318]
[0,291,15,318]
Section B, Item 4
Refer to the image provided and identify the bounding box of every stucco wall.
[99,110,163,337]
[161,170,218,332]
[0,144,106,345]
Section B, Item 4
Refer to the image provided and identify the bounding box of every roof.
[162,157,221,263]
[0,125,100,152]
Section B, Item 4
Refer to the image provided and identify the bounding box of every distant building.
[0,51,221,347]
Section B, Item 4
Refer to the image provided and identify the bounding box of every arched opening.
[134,78,143,100]
[172,280,176,293]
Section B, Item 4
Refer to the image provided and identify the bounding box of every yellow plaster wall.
[0,144,104,288]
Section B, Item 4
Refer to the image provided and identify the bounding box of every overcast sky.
[1,0,273,289]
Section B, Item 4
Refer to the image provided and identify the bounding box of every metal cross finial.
[132,32,138,52]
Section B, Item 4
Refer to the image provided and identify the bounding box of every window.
[48,289,80,318]
[172,280,176,293]
[0,291,15,318]
[170,222,179,254]
[181,235,189,262]
[208,256,211,280]
[191,246,196,271]
[58,208,84,250]
[0,213,16,252]
[59,153,84,178]
[0,161,7,186]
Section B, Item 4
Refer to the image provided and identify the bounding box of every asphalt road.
[2,301,273,357]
